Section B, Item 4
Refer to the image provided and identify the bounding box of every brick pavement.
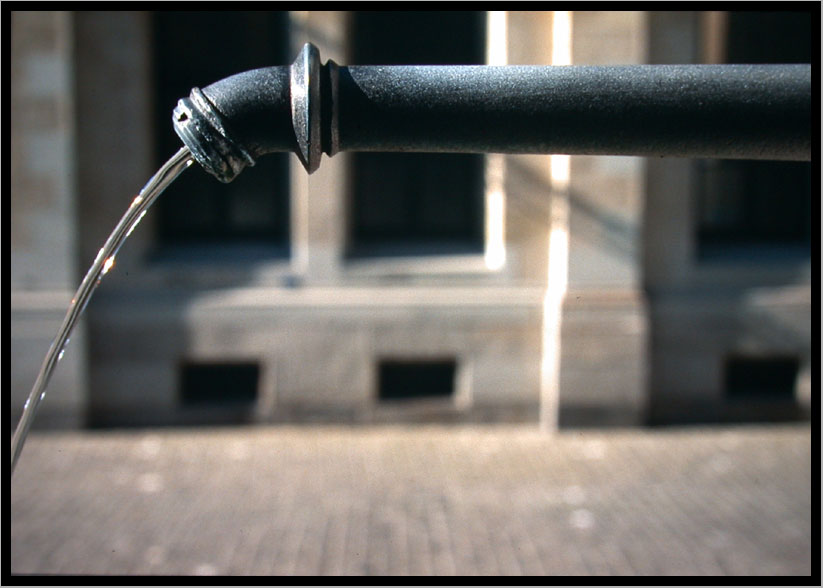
[9,423,813,576]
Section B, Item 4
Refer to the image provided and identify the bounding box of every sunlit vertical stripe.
[540,11,573,432]
[484,155,507,271]
[551,10,572,66]
[486,11,508,66]
[484,12,508,271]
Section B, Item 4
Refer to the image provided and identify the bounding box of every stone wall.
[12,11,806,431]
[558,11,649,426]
[644,11,812,423]
[10,11,84,429]
[74,11,551,427]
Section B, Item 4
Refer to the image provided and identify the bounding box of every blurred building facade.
[10,11,812,430]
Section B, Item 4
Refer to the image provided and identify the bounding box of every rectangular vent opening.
[180,361,259,407]
[378,359,456,402]
[725,356,799,401]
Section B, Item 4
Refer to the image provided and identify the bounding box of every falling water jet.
[10,147,194,476]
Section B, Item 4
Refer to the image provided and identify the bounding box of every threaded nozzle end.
[173,87,255,183]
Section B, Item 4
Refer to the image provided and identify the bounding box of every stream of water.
[10,147,194,476]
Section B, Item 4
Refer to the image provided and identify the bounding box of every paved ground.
[9,423,813,577]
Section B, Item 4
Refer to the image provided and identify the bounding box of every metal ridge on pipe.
[173,43,811,182]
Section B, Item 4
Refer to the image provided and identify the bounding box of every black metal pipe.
[174,43,811,182]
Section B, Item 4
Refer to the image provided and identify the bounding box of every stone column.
[10,11,85,429]
[557,12,650,426]
[289,11,350,284]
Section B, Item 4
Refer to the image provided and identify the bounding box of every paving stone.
[10,423,813,577]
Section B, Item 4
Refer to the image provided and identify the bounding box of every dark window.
[180,362,259,406]
[696,160,811,248]
[725,356,799,401]
[347,12,486,257]
[696,11,811,259]
[725,11,811,64]
[378,359,456,401]
[152,12,290,250]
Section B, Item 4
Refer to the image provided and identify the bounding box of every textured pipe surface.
[337,64,811,161]
[174,43,811,180]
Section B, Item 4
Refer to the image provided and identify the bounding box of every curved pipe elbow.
[173,66,293,183]
[173,43,332,182]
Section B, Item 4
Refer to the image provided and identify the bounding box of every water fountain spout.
[173,42,811,181]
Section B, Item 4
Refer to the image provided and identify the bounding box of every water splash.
[10,147,194,475]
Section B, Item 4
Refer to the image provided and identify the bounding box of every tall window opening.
[152,12,290,253]
[696,11,811,259]
[347,11,487,258]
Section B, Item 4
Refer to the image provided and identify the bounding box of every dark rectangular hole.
[725,356,799,400]
[180,362,259,406]
[379,360,456,402]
